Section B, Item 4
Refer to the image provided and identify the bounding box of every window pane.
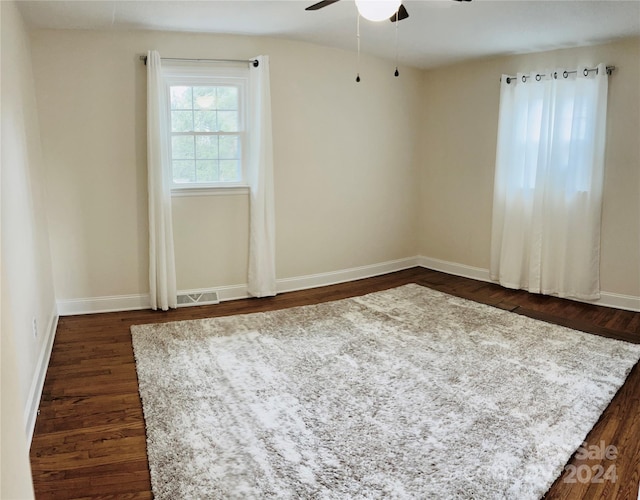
[172,135,195,159]
[194,111,216,132]
[219,136,240,159]
[168,82,245,186]
[217,87,238,110]
[219,160,240,182]
[217,111,238,132]
[172,160,196,183]
[171,111,193,132]
[195,135,218,159]
[193,87,216,110]
[170,86,192,110]
[196,160,219,182]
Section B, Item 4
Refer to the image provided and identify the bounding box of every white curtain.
[147,50,177,310]
[490,63,608,300]
[247,55,277,297]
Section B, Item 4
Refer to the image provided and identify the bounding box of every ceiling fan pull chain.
[394,12,400,77]
[356,14,361,82]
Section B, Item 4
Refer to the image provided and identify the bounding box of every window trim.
[170,186,250,197]
[162,64,250,192]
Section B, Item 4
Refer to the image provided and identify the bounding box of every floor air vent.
[177,291,220,307]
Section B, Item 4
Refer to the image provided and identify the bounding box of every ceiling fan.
[305,0,472,23]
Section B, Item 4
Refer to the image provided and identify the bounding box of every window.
[163,66,249,189]
[508,80,594,192]
[490,65,609,299]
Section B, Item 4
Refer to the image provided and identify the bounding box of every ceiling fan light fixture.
[355,0,402,22]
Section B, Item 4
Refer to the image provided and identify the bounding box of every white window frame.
[162,64,250,193]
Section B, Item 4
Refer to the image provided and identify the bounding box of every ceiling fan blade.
[305,0,341,11]
[389,4,409,22]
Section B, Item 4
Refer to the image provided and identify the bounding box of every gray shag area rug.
[131,284,640,499]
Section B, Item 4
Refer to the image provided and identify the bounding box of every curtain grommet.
[563,70,569,79]
[535,74,541,81]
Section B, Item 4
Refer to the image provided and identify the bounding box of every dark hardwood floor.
[30,268,640,499]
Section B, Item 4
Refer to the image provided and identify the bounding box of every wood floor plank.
[30,268,640,499]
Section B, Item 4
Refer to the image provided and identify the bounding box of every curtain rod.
[503,65,615,84]
[140,55,259,67]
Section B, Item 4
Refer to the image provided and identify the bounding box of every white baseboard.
[277,257,420,294]
[25,305,59,444]
[213,284,249,302]
[580,292,640,313]
[55,255,639,315]
[56,257,420,316]
[418,256,491,283]
[215,258,420,301]
[417,255,640,312]
[57,293,151,315]
[205,257,421,303]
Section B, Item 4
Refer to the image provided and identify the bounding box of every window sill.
[171,186,250,197]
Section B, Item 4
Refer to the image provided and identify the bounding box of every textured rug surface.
[131,284,640,499]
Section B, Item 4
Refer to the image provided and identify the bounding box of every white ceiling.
[16,0,640,68]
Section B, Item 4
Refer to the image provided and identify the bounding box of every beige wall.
[419,37,640,297]
[1,1,54,496]
[28,28,640,301]
[30,29,422,298]
[1,280,36,499]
